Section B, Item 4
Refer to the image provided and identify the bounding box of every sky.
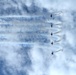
[0,0,76,75]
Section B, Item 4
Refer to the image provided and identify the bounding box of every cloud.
[28,43,44,75]
[34,0,76,11]
[0,0,76,75]
[0,43,25,74]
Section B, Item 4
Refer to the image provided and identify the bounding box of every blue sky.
[0,0,76,75]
